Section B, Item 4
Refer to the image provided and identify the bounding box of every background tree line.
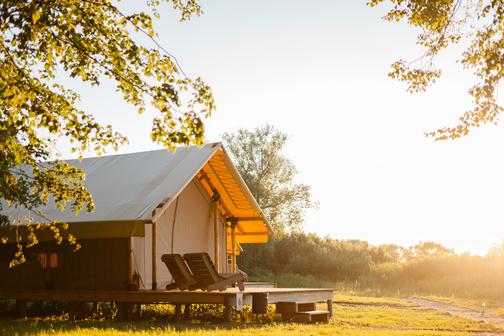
[237,233,504,300]
[238,234,456,283]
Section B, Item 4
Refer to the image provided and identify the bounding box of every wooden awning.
[198,147,270,244]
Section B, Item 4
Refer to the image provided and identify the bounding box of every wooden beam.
[230,231,270,236]
[0,288,334,305]
[0,221,146,241]
[151,196,169,290]
[151,221,157,290]
[151,198,171,223]
[199,171,232,217]
[229,217,264,222]
[128,238,133,288]
[213,200,219,271]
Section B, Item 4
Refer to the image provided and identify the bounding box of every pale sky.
[62,1,504,255]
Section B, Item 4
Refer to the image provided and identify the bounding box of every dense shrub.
[240,233,373,282]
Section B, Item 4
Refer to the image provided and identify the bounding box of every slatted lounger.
[161,254,199,290]
[184,252,245,291]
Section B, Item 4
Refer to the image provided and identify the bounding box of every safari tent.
[0,143,270,291]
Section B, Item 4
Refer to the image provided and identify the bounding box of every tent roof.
[2,143,270,243]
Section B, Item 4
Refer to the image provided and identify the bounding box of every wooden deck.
[0,287,334,321]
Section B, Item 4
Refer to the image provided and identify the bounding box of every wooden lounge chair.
[161,254,199,290]
[183,252,245,291]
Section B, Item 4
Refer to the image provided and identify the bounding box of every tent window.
[49,253,58,268]
[226,254,232,271]
[35,253,47,268]
[34,253,58,269]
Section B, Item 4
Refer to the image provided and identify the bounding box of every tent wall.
[131,177,228,289]
[0,238,130,290]
[131,225,152,289]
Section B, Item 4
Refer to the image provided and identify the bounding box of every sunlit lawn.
[0,320,484,336]
[0,294,500,336]
[332,293,416,307]
[331,305,494,331]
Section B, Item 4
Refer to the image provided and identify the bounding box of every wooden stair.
[276,301,331,323]
[293,310,330,323]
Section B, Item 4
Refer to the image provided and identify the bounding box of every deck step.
[298,302,317,311]
[294,310,330,323]
[276,302,298,314]
[276,301,330,323]
[276,302,317,314]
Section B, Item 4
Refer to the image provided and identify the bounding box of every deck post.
[212,192,220,271]
[252,293,268,315]
[16,300,27,319]
[230,217,238,273]
[183,303,191,320]
[174,304,182,322]
[134,303,142,319]
[68,301,88,321]
[117,303,134,321]
[223,296,235,322]
[152,221,157,290]
[223,304,233,322]
[68,302,76,321]
[117,303,124,321]
[92,302,99,316]
[327,299,333,318]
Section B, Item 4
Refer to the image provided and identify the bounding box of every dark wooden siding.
[0,238,130,291]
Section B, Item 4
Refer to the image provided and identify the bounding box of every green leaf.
[32,10,42,24]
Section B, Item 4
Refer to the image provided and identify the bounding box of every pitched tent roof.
[2,143,270,244]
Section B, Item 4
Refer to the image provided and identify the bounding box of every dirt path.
[406,298,504,329]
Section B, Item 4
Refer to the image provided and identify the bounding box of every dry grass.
[0,293,501,336]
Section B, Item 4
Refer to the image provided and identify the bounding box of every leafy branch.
[370,0,504,140]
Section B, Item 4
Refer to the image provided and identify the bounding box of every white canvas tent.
[2,143,270,290]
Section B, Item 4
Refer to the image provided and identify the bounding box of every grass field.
[420,295,504,318]
[0,294,501,336]
[331,293,416,307]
